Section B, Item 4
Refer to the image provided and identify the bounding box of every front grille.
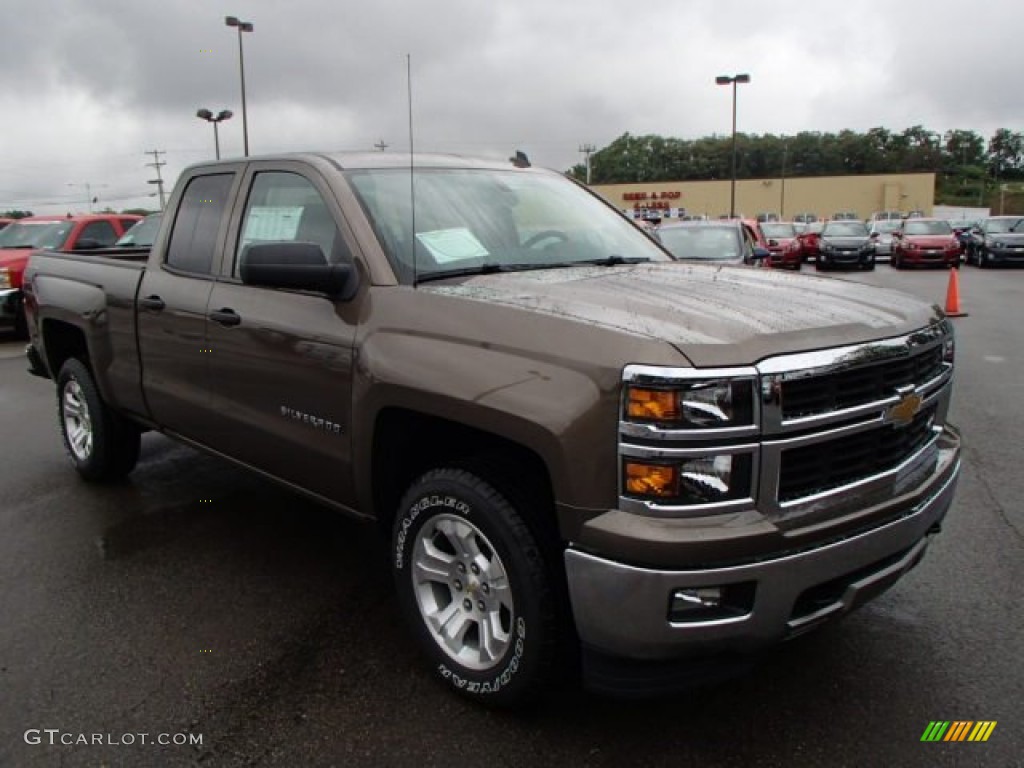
[778,405,937,502]
[782,346,944,420]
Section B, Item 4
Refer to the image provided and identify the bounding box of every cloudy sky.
[2,0,1021,214]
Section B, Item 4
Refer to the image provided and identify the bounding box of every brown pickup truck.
[23,153,961,705]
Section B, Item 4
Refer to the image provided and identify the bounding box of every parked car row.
[0,213,144,336]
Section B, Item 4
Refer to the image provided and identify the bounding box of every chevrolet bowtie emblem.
[885,392,923,428]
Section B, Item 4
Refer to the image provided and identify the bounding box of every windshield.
[657,225,743,261]
[115,214,162,246]
[871,220,901,234]
[823,221,869,237]
[345,168,671,283]
[984,217,1024,234]
[904,220,952,236]
[761,223,796,239]
[0,220,73,249]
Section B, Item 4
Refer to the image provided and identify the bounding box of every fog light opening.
[668,582,756,623]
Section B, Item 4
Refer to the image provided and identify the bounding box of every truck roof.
[183,151,533,174]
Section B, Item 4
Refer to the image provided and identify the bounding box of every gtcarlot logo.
[24,729,203,747]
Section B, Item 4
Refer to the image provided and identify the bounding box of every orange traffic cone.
[944,266,968,318]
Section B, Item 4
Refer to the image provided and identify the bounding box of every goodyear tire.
[392,467,558,707]
[57,359,140,482]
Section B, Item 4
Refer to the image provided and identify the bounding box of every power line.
[145,150,167,211]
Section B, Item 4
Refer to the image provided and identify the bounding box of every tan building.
[593,172,936,221]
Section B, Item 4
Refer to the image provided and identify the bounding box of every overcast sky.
[2,0,1021,214]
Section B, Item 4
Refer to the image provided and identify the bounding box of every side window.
[235,171,348,276]
[79,220,118,246]
[166,174,235,274]
[119,217,140,233]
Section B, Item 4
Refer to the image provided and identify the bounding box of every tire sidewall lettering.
[434,616,527,696]
[395,494,471,569]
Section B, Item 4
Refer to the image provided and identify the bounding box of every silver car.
[868,219,901,258]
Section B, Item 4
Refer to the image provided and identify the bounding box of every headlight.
[0,268,10,290]
[820,242,835,253]
[624,454,754,505]
[993,240,1006,249]
[626,378,755,429]
[860,243,875,253]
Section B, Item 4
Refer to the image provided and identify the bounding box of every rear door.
[203,161,361,507]
[137,167,244,441]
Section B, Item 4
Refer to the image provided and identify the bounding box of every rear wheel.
[391,467,559,707]
[57,359,140,481]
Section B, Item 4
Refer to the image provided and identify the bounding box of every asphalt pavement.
[0,264,1021,767]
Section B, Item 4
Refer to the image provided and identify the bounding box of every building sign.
[623,191,682,201]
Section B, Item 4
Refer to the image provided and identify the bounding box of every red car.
[759,221,802,269]
[891,218,962,269]
[792,220,825,262]
[0,213,141,336]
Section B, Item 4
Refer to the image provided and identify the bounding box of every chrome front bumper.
[565,438,959,660]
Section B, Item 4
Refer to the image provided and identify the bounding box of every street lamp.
[196,108,234,159]
[225,15,254,156]
[715,73,751,218]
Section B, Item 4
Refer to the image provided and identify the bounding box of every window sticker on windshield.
[241,206,303,244]
[415,228,490,264]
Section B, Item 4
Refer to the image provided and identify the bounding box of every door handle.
[139,295,165,311]
[209,308,241,327]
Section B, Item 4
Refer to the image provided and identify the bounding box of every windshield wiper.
[577,255,651,266]
[414,256,653,285]
[415,263,510,284]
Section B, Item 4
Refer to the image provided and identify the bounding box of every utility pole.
[374,139,389,152]
[145,150,167,211]
[578,143,596,184]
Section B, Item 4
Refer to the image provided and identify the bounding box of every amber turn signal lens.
[627,387,678,421]
[625,462,678,497]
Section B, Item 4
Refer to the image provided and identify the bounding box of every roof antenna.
[510,150,531,168]
[407,53,418,287]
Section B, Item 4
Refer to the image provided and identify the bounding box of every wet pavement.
[0,264,1021,767]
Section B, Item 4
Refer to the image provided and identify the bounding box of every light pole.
[67,182,107,213]
[225,15,254,156]
[196,108,234,159]
[780,141,788,220]
[715,73,750,218]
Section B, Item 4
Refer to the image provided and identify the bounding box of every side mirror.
[869,231,880,239]
[73,238,104,251]
[750,247,771,261]
[240,241,357,299]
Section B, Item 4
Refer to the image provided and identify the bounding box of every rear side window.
[166,174,235,274]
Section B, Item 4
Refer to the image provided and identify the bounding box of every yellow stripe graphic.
[980,721,997,742]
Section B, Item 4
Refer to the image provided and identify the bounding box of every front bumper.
[817,250,873,268]
[983,246,1024,264]
[565,427,959,661]
[898,249,960,267]
[0,287,22,329]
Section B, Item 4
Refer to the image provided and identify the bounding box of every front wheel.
[57,359,140,481]
[391,467,559,707]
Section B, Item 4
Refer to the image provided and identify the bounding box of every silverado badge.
[884,391,923,428]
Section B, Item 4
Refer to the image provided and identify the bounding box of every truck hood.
[423,262,943,367]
